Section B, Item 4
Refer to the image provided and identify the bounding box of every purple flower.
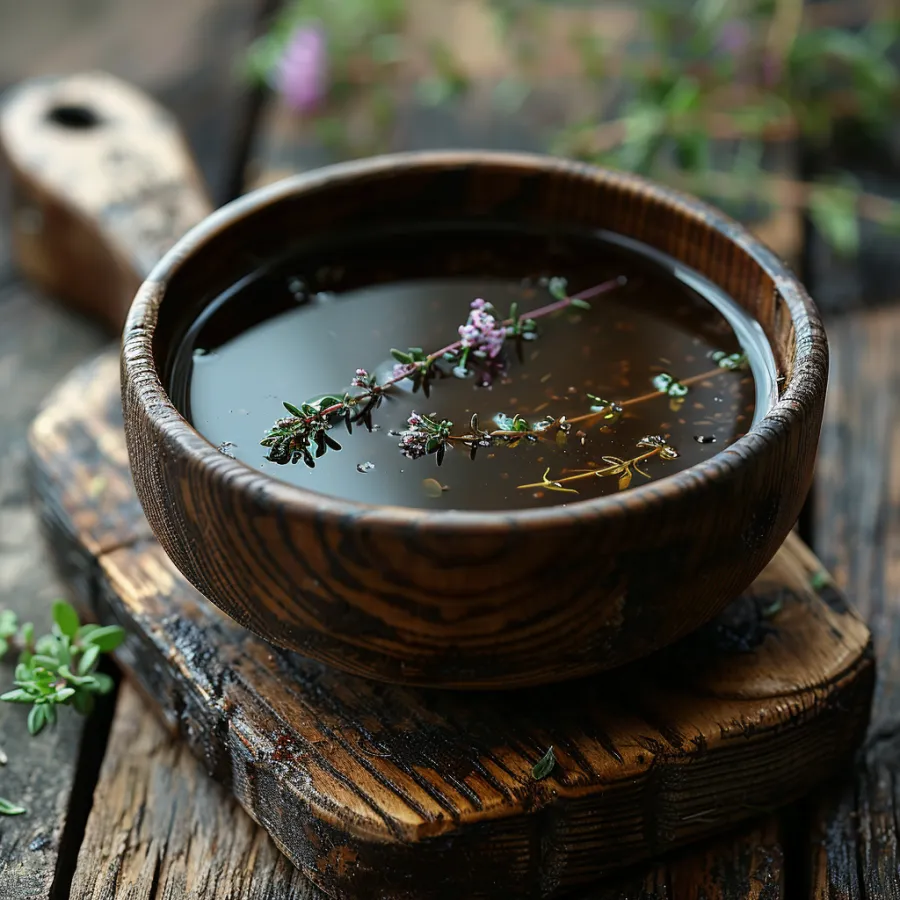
[392,362,416,381]
[398,412,429,459]
[274,24,328,113]
[351,368,370,388]
[717,19,751,55]
[458,298,507,360]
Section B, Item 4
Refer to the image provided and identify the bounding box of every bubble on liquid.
[193,347,215,362]
[356,462,375,473]
[694,435,717,444]
[217,441,237,458]
[713,396,724,403]
[287,276,309,302]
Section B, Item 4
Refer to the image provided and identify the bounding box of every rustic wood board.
[28,349,873,899]
[69,681,787,900]
[809,304,900,898]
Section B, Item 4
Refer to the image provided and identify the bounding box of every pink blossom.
[398,412,429,459]
[274,24,328,113]
[392,362,416,381]
[458,298,507,359]
[717,20,751,55]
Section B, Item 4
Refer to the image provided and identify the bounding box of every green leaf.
[75,624,100,643]
[1,689,34,704]
[30,655,60,670]
[27,705,46,736]
[72,690,95,716]
[0,798,26,816]
[58,665,94,686]
[808,182,860,257]
[810,569,832,592]
[390,349,413,364]
[78,645,101,675]
[0,637,7,660]
[569,298,592,310]
[83,626,125,653]
[282,401,305,418]
[54,687,76,703]
[548,277,568,301]
[531,746,556,781]
[89,673,115,695]
[0,610,17,638]
[52,602,80,638]
[652,373,674,393]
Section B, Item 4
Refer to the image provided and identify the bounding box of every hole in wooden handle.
[46,103,102,130]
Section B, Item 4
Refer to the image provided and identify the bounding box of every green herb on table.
[531,746,556,781]
[0,743,21,817]
[0,602,124,734]
[810,569,833,592]
[0,602,124,816]
[0,797,26,816]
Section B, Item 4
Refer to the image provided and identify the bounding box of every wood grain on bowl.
[121,154,827,687]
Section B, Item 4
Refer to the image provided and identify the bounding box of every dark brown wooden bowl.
[120,151,827,689]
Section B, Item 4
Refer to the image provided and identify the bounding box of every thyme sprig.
[262,276,626,466]
[0,602,125,817]
[517,436,681,494]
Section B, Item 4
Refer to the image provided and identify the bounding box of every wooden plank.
[0,286,106,898]
[0,0,256,204]
[810,305,900,897]
[30,349,872,899]
[68,683,319,900]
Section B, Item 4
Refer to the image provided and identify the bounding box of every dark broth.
[168,224,775,512]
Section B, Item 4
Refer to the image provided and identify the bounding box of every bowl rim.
[123,149,826,532]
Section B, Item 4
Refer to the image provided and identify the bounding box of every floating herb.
[262,277,625,468]
[531,746,556,781]
[518,437,679,493]
[712,350,748,371]
[259,268,746,502]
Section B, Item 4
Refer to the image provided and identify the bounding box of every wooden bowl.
[121,152,826,688]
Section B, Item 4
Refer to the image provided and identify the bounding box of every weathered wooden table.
[1,1,898,897]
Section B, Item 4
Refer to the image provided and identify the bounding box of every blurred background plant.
[245,0,900,256]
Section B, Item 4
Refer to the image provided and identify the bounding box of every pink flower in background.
[717,19,752,55]
[274,24,328,113]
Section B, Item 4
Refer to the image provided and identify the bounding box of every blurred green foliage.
[246,0,900,255]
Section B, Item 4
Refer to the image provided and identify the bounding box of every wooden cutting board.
[27,349,874,899]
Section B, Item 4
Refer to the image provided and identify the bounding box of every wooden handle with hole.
[0,72,214,332]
